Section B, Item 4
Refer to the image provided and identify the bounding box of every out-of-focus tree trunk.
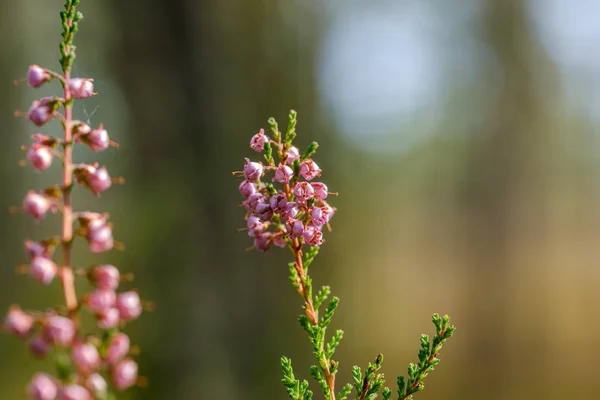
[457,1,553,398]
[108,0,323,398]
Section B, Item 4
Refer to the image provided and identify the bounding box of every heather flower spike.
[4,1,145,398]
[236,111,455,400]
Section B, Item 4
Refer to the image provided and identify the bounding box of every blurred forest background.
[1,0,600,399]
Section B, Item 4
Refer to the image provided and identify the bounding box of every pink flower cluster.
[4,63,143,399]
[238,127,335,252]
[6,290,140,398]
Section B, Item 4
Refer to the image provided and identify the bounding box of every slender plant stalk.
[60,8,77,322]
[285,182,336,400]
[3,1,146,396]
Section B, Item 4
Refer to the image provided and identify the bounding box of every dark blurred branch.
[457,1,552,398]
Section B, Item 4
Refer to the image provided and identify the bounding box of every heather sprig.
[396,314,456,400]
[4,1,145,399]
[236,111,455,400]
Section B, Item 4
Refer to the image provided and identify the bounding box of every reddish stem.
[59,12,78,324]
[284,182,336,400]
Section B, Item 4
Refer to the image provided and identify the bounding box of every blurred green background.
[2,0,600,398]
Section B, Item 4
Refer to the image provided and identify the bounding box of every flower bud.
[238,180,257,198]
[73,163,112,195]
[27,143,53,171]
[43,315,75,346]
[293,182,314,204]
[284,146,300,164]
[243,158,263,181]
[311,182,328,201]
[72,341,101,374]
[310,204,334,226]
[27,373,58,400]
[299,159,321,181]
[29,336,50,358]
[85,373,107,398]
[87,166,112,195]
[88,224,114,253]
[255,203,273,221]
[250,128,267,152]
[286,218,305,239]
[303,225,324,246]
[97,308,120,330]
[86,289,116,315]
[112,359,138,391]
[30,256,57,285]
[27,99,53,127]
[59,384,92,400]
[285,204,301,221]
[4,306,34,338]
[23,191,52,220]
[273,164,293,184]
[247,215,268,237]
[269,193,287,214]
[91,265,120,290]
[254,232,272,252]
[27,65,51,88]
[116,291,142,322]
[79,214,115,252]
[67,78,94,99]
[80,126,110,152]
[105,332,130,365]
[245,193,266,213]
